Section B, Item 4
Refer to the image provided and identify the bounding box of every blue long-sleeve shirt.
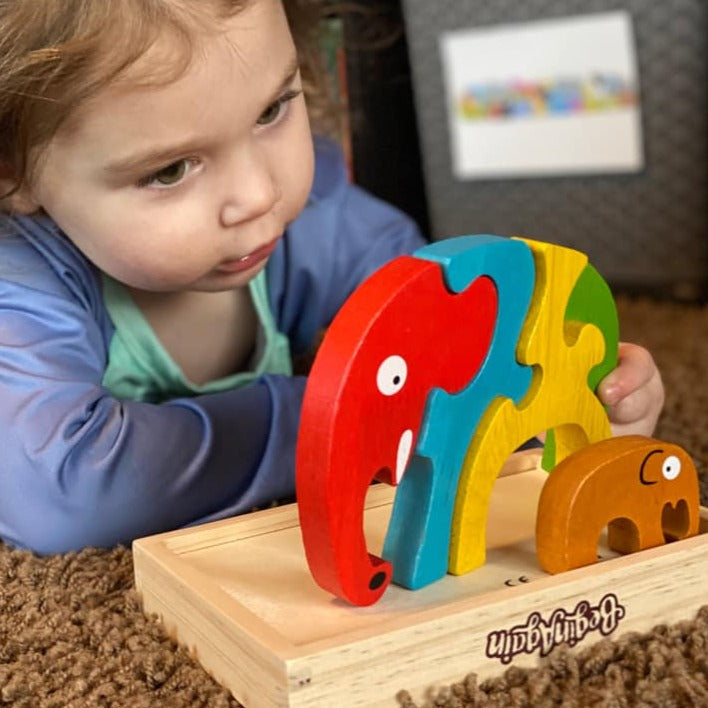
[0,137,425,553]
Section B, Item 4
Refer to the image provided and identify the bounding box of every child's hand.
[598,342,665,438]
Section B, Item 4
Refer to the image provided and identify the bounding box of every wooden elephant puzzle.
[296,234,701,606]
[132,233,706,708]
[536,435,701,574]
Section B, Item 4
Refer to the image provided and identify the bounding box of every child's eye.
[256,89,302,127]
[137,158,198,189]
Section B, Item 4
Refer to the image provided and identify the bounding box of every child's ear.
[0,180,41,215]
[0,159,41,214]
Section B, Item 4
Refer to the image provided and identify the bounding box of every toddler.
[0,0,663,554]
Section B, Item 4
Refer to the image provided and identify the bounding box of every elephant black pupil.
[393,376,401,385]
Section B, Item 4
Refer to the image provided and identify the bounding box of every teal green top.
[101,271,292,403]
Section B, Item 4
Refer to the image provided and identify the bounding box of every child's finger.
[608,383,656,425]
[607,371,664,437]
[597,342,657,406]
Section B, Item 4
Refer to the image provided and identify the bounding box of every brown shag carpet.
[0,296,706,707]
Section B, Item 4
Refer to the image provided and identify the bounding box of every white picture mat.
[440,11,644,179]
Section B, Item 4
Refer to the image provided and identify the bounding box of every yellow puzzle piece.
[449,238,612,575]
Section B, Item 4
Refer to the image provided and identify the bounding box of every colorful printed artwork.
[439,12,644,178]
[457,74,638,122]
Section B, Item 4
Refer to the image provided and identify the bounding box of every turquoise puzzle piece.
[382,235,536,589]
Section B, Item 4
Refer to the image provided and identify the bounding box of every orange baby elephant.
[536,435,701,574]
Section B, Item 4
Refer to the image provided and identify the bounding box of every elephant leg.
[607,517,642,554]
[383,455,452,589]
[553,422,592,466]
[562,531,601,572]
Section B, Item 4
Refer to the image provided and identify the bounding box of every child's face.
[24,0,314,292]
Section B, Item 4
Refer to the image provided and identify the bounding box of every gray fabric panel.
[401,0,708,292]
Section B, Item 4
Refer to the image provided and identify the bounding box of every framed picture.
[440,12,643,179]
[401,0,707,296]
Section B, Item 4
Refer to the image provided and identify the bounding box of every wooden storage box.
[133,453,708,707]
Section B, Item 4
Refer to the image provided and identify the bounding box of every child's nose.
[219,149,279,227]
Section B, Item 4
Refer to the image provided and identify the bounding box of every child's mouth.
[216,237,280,274]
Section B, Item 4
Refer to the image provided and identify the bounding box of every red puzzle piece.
[296,256,497,605]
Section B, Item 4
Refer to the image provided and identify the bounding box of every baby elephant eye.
[662,454,681,480]
[376,355,407,396]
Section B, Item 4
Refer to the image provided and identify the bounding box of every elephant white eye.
[376,355,407,396]
[662,455,681,480]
